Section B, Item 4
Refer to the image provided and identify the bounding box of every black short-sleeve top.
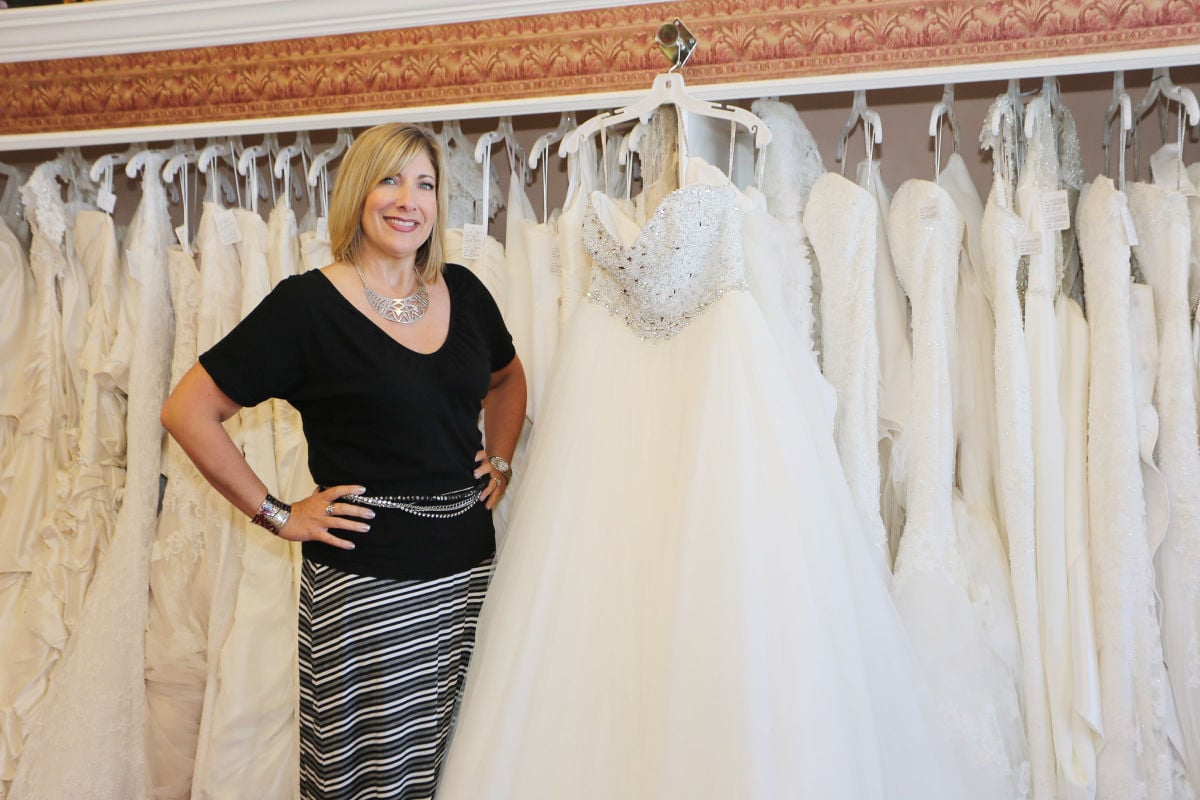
[199,263,515,580]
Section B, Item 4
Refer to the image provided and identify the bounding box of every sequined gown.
[436,158,969,799]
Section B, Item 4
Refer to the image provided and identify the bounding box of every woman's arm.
[161,363,368,549]
[476,354,527,508]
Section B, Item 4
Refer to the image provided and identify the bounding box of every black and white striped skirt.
[298,557,492,800]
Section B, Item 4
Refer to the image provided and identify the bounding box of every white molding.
[0,0,671,64]
[3,44,1196,154]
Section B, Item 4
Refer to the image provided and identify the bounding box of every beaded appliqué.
[582,183,748,339]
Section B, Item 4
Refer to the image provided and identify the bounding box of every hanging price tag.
[216,208,241,246]
[316,216,329,242]
[97,188,117,214]
[1016,231,1043,257]
[461,223,486,261]
[550,244,562,275]
[175,224,192,256]
[1040,189,1071,232]
[1120,205,1140,247]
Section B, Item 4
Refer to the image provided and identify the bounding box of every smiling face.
[357,150,438,269]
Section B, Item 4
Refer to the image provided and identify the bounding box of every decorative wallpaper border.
[1,0,1198,136]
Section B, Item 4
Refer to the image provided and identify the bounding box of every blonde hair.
[327,123,447,283]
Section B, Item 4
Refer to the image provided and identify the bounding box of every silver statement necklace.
[355,264,430,324]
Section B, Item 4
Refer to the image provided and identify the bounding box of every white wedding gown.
[1077,176,1177,800]
[436,153,968,799]
[980,94,1058,800]
[10,152,176,800]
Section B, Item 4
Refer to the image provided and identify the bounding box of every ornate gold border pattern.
[1,0,1197,135]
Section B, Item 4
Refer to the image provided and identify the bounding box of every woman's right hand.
[279,485,373,550]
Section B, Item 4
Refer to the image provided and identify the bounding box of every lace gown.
[1077,176,1176,800]
[980,94,1056,800]
[1130,173,1200,791]
[437,171,969,799]
[804,172,888,569]
[750,98,821,358]
[888,178,1029,799]
[145,242,207,799]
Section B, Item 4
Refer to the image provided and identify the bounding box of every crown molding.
[0,0,670,63]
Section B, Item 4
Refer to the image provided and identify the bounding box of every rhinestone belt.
[346,484,482,519]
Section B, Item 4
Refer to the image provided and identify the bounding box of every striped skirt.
[298,557,492,800]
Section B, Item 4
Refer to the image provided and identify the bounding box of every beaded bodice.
[582,182,747,339]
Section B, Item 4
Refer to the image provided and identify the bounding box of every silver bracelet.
[251,493,291,534]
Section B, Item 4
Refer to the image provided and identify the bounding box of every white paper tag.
[1120,205,1140,247]
[1040,189,1071,232]
[316,216,329,242]
[97,188,117,214]
[174,224,192,256]
[919,200,940,222]
[549,244,562,275]
[216,208,241,246]
[461,223,486,261]
[1016,231,1043,257]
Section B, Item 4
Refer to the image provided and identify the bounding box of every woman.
[161,122,526,800]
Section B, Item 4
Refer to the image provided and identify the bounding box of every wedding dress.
[1130,168,1200,790]
[0,218,34,512]
[940,157,1027,763]
[980,93,1056,800]
[804,172,888,568]
[436,141,969,798]
[1077,176,1176,800]
[192,208,298,800]
[856,160,911,565]
[888,177,1029,799]
[750,98,821,357]
[9,152,175,800]
[1018,96,1079,800]
[0,161,93,795]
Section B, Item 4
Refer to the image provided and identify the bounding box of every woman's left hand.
[474,449,509,510]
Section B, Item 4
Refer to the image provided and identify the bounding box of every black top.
[200,263,515,580]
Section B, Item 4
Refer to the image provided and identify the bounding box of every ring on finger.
[325,502,336,516]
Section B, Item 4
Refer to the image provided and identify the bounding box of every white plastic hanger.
[474,116,527,186]
[237,134,275,213]
[89,141,142,183]
[528,110,576,169]
[1025,76,1062,140]
[1103,72,1133,184]
[273,130,312,208]
[1132,67,1200,128]
[559,72,772,158]
[836,89,883,173]
[928,84,959,181]
[197,137,241,206]
[306,128,354,188]
[1131,68,1199,182]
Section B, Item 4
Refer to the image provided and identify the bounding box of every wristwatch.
[488,455,513,483]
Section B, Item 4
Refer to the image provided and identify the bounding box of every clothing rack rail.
[1,45,1198,154]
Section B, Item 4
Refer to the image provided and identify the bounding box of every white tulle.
[437,162,970,799]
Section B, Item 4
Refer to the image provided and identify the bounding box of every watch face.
[490,456,511,472]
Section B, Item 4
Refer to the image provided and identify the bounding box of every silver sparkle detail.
[355,264,430,324]
[582,183,748,340]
